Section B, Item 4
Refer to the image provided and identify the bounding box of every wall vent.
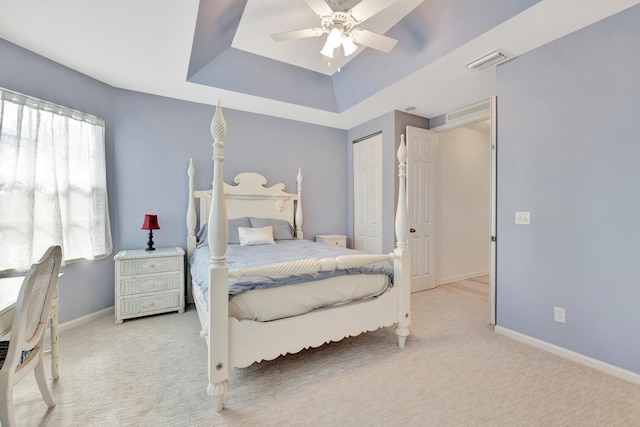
[464,49,508,71]
[445,99,491,124]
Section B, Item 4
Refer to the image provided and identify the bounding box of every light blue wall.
[0,38,348,324]
[112,89,348,252]
[496,5,640,373]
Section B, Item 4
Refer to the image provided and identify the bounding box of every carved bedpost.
[207,100,229,412]
[186,159,197,305]
[295,168,303,239]
[187,159,197,257]
[394,134,411,348]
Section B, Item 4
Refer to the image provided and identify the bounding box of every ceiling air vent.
[445,99,491,125]
[464,49,508,71]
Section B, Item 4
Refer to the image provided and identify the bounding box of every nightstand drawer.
[119,256,181,276]
[120,292,182,317]
[315,234,347,248]
[120,273,181,296]
[323,238,345,247]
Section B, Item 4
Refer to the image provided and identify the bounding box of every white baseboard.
[59,306,114,333]
[438,270,489,286]
[495,325,640,385]
[44,306,114,343]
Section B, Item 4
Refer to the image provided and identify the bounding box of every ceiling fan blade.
[304,0,333,17]
[350,29,398,52]
[271,28,324,42]
[348,0,403,23]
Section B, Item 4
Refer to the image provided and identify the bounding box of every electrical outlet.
[554,307,566,323]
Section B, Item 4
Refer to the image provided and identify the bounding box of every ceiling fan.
[271,0,412,63]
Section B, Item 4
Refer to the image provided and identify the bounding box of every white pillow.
[238,226,275,246]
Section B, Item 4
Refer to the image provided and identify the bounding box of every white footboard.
[229,287,400,368]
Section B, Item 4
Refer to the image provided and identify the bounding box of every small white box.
[515,212,531,225]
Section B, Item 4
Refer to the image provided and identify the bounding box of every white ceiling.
[0,0,638,129]
[233,0,424,75]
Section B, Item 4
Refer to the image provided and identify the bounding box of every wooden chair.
[0,246,62,427]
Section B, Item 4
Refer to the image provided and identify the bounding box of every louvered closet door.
[353,134,383,254]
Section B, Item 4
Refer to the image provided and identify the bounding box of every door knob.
[410,228,416,233]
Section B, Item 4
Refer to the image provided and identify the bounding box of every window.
[0,88,112,272]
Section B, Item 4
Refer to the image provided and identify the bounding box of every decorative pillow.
[238,226,275,246]
[228,217,251,244]
[249,217,295,240]
[195,217,251,248]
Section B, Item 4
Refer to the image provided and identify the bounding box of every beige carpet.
[13,288,640,426]
[439,274,490,300]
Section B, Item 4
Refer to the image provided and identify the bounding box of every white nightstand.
[114,247,185,324]
[315,234,347,248]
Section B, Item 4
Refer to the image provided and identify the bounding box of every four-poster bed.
[186,101,411,412]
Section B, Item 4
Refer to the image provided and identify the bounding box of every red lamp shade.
[141,214,160,230]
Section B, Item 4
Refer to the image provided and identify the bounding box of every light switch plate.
[515,211,531,225]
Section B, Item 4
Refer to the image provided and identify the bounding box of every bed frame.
[186,101,411,412]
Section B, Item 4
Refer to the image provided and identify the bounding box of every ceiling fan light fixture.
[342,36,357,56]
[320,40,334,58]
[327,27,343,48]
[271,0,406,67]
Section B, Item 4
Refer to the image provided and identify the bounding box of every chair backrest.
[3,246,62,371]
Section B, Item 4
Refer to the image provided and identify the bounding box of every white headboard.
[187,163,303,257]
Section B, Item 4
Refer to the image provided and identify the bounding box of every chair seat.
[0,341,32,369]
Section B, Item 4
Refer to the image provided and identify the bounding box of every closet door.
[353,134,383,253]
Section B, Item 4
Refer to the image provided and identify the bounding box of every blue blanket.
[189,239,394,303]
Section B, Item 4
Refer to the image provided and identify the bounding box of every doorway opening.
[430,98,497,324]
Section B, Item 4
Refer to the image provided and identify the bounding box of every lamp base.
[146,230,156,251]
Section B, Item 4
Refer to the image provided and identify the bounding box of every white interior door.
[353,134,383,253]
[406,126,437,292]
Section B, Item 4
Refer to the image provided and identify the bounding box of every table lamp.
[141,214,160,251]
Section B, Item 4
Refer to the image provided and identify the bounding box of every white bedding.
[192,272,390,321]
[189,239,393,321]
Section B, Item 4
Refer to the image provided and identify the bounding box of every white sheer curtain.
[0,88,112,272]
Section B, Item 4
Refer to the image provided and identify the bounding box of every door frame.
[430,97,497,325]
